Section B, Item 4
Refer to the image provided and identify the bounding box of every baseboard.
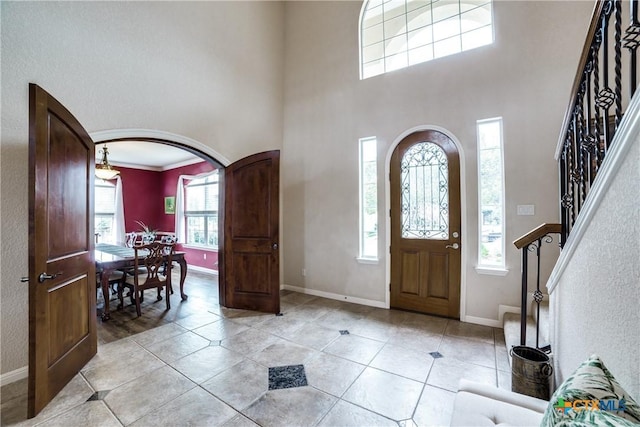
[499,304,521,324]
[463,315,502,328]
[281,284,387,309]
[187,265,218,275]
[0,366,28,387]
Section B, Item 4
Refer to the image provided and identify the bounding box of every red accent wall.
[116,161,220,271]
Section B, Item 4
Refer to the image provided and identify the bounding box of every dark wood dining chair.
[118,241,175,317]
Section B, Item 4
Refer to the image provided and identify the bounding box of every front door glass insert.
[401,142,449,239]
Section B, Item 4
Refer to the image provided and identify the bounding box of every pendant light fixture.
[95,144,120,180]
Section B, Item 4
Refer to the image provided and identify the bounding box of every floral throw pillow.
[541,354,640,426]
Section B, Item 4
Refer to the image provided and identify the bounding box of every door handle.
[445,243,459,250]
[272,243,279,250]
[38,272,62,283]
[21,276,29,283]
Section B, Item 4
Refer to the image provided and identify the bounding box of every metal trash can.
[510,346,553,400]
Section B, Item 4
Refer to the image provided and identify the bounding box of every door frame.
[384,125,468,321]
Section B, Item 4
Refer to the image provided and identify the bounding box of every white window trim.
[359,136,379,262]
[477,117,506,270]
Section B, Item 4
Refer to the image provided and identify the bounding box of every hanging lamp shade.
[95,144,120,180]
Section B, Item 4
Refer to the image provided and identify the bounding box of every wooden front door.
[28,84,97,417]
[390,130,461,318]
[220,151,280,313]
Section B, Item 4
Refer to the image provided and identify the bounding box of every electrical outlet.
[203,253,207,260]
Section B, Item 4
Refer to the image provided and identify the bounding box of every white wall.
[549,106,640,401]
[0,1,284,376]
[282,1,593,321]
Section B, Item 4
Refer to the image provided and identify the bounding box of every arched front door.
[390,130,461,318]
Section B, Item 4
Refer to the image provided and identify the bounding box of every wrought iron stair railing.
[513,223,561,349]
[557,0,640,246]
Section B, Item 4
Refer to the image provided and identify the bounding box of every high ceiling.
[94,140,203,170]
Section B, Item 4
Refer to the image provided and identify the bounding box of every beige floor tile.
[323,334,384,365]
[426,357,496,392]
[144,331,210,363]
[82,347,165,390]
[318,399,397,426]
[438,335,496,369]
[315,310,364,330]
[192,319,250,341]
[221,328,284,355]
[365,308,409,325]
[243,387,336,427]
[343,367,424,421]
[498,369,512,391]
[129,322,188,347]
[412,385,456,427]
[28,374,96,425]
[278,322,341,350]
[370,343,434,382]
[402,313,450,335]
[83,338,143,371]
[104,366,196,425]
[253,310,310,338]
[348,318,399,342]
[305,352,366,397]
[35,401,121,427]
[173,311,221,330]
[444,320,495,344]
[130,387,237,427]
[201,359,268,411]
[249,340,319,367]
[280,292,318,306]
[387,327,443,352]
[496,341,512,371]
[171,345,245,384]
[222,414,261,427]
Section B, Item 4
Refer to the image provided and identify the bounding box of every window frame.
[476,117,506,273]
[358,136,379,262]
[183,172,219,250]
[94,179,116,244]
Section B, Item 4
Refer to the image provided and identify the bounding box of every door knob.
[38,272,62,283]
[21,276,29,283]
[272,243,278,250]
[446,243,460,250]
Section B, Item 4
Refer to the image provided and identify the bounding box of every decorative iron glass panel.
[401,142,449,239]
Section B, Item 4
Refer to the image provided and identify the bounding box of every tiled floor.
[1,272,512,426]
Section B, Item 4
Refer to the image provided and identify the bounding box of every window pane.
[478,118,504,267]
[407,4,432,31]
[460,3,491,32]
[359,137,378,259]
[461,25,493,51]
[385,33,408,56]
[408,25,433,49]
[401,142,449,239]
[432,0,460,22]
[385,51,408,72]
[95,215,114,243]
[407,0,429,13]
[363,4,383,28]
[362,60,385,78]
[363,42,385,62]
[434,35,461,58]
[384,0,406,20]
[363,23,384,46]
[187,216,206,245]
[384,14,407,39]
[433,15,460,41]
[409,44,434,65]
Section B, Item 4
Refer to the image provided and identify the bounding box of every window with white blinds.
[95,179,116,243]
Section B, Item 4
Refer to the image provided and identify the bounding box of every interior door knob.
[446,243,460,250]
[38,272,61,283]
[272,243,278,250]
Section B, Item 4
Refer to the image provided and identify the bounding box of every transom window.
[360,0,494,79]
[184,172,219,248]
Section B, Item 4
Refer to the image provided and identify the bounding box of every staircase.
[503,298,550,366]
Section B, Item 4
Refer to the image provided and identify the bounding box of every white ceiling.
[95,140,203,170]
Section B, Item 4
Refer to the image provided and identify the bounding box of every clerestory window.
[360,0,494,79]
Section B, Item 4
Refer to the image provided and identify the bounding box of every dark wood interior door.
[390,130,461,318]
[28,84,97,417]
[220,150,280,313]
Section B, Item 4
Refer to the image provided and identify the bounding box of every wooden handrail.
[554,0,605,160]
[513,223,562,249]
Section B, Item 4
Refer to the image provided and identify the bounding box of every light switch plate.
[517,204,535,215]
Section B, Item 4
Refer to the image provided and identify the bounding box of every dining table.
[95,243,188,320]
